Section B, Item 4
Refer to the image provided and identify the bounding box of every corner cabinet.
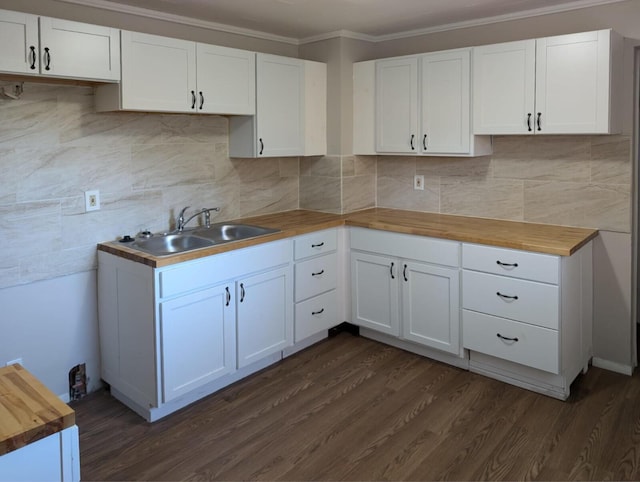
[350,227,462,357]
[98,239,292,422]
[0,8,119,82]
[372,49,491,156]
[473,29,622,134]
[229,54,327,157]
[96,31,255,114]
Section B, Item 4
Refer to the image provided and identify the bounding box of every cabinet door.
[536,30,612,134]
[160,284,235,403]
[237,266,293,368]
[39,17,119,81]
[351,251,400,336]
[473,40,535,134]
[256,54,304,157]
[196,43,255,115]
[120,31,196,112]
[401,261,460,354]
[421,49,470,154]
[376,56,418,153]
[0,9,38,74]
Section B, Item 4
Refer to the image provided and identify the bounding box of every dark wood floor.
[72,332,640,481]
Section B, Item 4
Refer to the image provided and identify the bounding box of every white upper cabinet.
[473,29,622,135]
[195,43,255,115]
[229,54,327,158]
[376,56,419,153]
[97,31,255,115]
[372,49,491,157]
[0,9,119,82]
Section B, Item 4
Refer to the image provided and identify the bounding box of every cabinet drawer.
[462,243,559,284]
[350,227,459,267]
[462,270,559,329]
[463,310,559,374]
[295,252,337,302]
[295,290,338,342]
[294,229,337,260]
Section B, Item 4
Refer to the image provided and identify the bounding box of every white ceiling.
[63,0,624,43]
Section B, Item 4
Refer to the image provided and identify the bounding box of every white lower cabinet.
[350,228,461,356]
[461,242,593,399]
[292,229,342,343]
[98,239,293,421]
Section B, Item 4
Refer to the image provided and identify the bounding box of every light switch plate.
[85,190,100,212]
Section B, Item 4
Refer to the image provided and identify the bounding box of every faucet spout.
[176,206,221,231]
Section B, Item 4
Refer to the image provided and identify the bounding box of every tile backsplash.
[0,82,298,289]
[0,82,631,289]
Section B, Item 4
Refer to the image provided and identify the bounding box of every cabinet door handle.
[259,138,264,155]
[312,308,324,315]
[44,47,51,71]
[403,264,408,282]
[29,46,37,70]
[496,291,518,301]
[410,134,415,150]
[497,333,519,342]
[199,91,204,110]
[423,134,427,151]
[240,283,245,302]
[225,286,230,306]
[537,112,542,131]
[191,90,196,109]
[496,260,518,268]
[390,262,395,279]
[527,113,532,132]
[311,242,324,248]
[312,270,324,277]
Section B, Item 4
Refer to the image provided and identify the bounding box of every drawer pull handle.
[311,242,324,248]
[312,308,324,315]
[390,262,395,279]
[225,286,230,306]
[403,264,408,282]
[240,283,245,303]
[496,292,518,300]
[312,270,324,277]
[497,333,519,342]
[496,260,518,268]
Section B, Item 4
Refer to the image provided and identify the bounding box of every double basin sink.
[126,223,280,256]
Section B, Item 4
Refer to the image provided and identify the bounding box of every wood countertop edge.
[0,365,75,457]
[97,209,599,266]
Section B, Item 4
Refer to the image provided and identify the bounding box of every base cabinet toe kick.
[349,227,593,401]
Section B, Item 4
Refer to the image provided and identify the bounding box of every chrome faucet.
[176,206,221,232]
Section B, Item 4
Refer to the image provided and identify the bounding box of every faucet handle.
[201,207,220,228]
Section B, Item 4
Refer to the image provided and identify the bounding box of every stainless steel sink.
[191,223,280,243]
[125,223,280,256]
[130,234,214,256]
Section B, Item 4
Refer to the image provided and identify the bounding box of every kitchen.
[0,0,639,479]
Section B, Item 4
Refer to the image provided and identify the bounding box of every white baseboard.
[592,357,634,375]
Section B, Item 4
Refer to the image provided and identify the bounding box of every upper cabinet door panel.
[121,31,196,112]
[196,43,255,115]
[376,57,419,153]
[256,54,304,157]
[0,9,38,74]
[421,49,470,154]
[39,17,120,81]
[536,30,612,134]
[473,40,535,135]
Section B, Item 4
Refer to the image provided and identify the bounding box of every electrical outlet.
[414,175,424,191]
[85,190,100,212]
[6,358,23,366]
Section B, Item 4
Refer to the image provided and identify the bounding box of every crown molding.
[57,0,628,47]
[57,0,300,45]
[369,0,628,43]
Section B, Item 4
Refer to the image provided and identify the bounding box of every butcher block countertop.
[98,208,598,268]
[0,364,75,457]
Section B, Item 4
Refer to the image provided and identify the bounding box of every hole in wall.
[69,363,87,401]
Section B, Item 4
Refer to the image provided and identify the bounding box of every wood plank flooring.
[72,333,640,481]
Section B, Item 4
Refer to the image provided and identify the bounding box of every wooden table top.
[0,364,75,456]
[98,208,598,267]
